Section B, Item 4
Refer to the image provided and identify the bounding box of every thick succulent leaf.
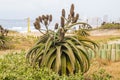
[66,22,92,30]
[75,59,81,73]
[66,58,74,75]
[78,42,97,57]
[32,50,44,67]
[66,40,84,72]
[76,46,90,72]
[62,44,75,69]
[62,50,75,72]
[61,53,66,75]
[55,46,61,73]
[44,37,53,54]
[33,46,44,59]
[47,53,56,69]
[32,45,45,64]
[26,48,38,63]
[77,36,99,48]
[26,43,44,59]
[43,48,56,66]
[62,43,75,70]
[41,37,53,65]
[66,36,83,46]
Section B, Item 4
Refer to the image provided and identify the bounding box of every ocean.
[0,19,36,33]
[0,19,56,33]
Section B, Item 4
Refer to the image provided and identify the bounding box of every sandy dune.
[90,29,120,36]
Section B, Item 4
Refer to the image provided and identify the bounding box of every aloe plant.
[75,24,92,37]
[0,25,8,49]
[26,4,98,75]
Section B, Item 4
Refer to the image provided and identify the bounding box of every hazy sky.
[0,0,120,22]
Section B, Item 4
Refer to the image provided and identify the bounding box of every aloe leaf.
[44,48,56,66]
[66,40,84,72]
[62,43,75,70]
[61,53,66,75]
[55,46,61,73]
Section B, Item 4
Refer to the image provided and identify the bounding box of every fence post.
[27,17,31,32]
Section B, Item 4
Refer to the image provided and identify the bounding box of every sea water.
[0,19,36,33]
[0,19,55,33]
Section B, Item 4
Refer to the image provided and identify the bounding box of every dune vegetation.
[1,4,120,80]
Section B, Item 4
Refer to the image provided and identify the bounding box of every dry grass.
[103,62,120,80]
[0,32,39,55]
[86,59,120,80]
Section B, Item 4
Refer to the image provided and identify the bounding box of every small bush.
[0,25,9,49]
[99,23,120,29]
[85,69,112,80]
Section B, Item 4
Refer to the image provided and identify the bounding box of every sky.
[0,0,120,22]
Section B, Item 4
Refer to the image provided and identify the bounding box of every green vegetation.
[99,22,120,29]
[75,29,90,37]
[0,51,111,80]
[85,68,112,80]
[0,36,7,49]
[75,24,92,37]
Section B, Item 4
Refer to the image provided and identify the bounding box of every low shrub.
[85,69,112,80]
[99,23,120,29]
[0,51,112,80]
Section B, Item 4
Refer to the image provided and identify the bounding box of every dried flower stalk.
[34,21,40,30]
[55,23,59,29]
[61,17,64,28]
[49,15,52,22]
[46,15,49,21]
[62,9,65,17]
[36,18,40,22]
[44,19,48,26]
[39,16,42,23]
[70,4,74,18]
[42,15,45,20]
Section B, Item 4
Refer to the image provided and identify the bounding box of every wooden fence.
[88,44,120,62]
